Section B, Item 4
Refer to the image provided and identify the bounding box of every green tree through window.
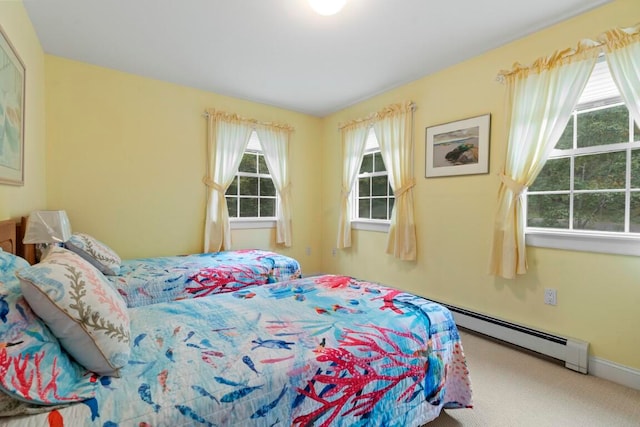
[226,132,277,218]
[527,74,640,233]
[355,129,394,221]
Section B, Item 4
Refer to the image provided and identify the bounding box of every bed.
[0,219,472,426]
[107,249,302,308]
[17,219,302,308]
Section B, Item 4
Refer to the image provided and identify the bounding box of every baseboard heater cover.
[441,303,589,374]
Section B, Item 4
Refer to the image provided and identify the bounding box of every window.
[225,131,277,224]
[352,128,394,231]
[526,59,640,255]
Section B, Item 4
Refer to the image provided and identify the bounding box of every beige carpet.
[430,330,640,426]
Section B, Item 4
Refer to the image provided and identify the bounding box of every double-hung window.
[225,131,277,228]
[352,128,394,232]
[526,59,640,255]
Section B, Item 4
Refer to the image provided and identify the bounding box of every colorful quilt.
[109,249,302,307]
[1,274,472,427]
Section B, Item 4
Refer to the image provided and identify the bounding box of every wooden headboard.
[0,219,17,254]
[0,217,36,264]
[17,216,36,264]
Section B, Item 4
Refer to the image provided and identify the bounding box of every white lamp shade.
[308,0,346,16]
[23,210,72,244]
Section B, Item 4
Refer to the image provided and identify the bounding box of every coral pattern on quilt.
[3,274,472,427]
[110,249,302,307]
[0,250,96,405]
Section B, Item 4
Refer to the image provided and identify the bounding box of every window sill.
[230,219,276,230]
[351,220,390,233]
[526,229,640,257]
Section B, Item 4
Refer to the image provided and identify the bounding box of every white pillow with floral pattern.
[16,246,131,377]
[64,232,121,275]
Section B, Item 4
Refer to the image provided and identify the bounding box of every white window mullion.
[569,113,576,231]
[625,145,631,232]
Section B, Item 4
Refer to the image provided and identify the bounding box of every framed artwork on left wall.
[0,24,25,186]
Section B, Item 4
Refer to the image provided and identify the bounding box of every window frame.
[524,63,640,256]
[226,131,277,230]
[351,128,394,233]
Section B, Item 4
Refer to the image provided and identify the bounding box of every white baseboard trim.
[589,356,640,391]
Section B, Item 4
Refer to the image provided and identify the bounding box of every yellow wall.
[0,2,46,220]
[322,0,640,369]
[44,56,324,273]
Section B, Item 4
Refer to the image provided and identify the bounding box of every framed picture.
[425,114,490,178]
[0,24,26,186]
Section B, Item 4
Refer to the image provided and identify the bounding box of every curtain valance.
[497,23,640,82]
[338,101,415,131]
[204,109,294,132]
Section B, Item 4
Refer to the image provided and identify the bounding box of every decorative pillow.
[16,247,131,377]
[0,250,96,404]
[64,233,121,275]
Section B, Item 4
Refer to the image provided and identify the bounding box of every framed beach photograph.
[0,24,26,186]
[425,114,490,178]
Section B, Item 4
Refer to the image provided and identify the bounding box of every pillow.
[64,233,121,275]
[15,247,131,377]
[0,250,96,404]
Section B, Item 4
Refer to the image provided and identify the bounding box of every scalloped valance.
[338,101,415,130]
[497,23,640,83]
[204,109,294,132]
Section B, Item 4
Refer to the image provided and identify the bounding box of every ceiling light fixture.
[308,0,347,16]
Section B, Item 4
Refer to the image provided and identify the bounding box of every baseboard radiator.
[440,303,589,374]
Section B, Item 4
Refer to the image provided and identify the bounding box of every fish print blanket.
[3,274,472,427]
[109,249,302,307]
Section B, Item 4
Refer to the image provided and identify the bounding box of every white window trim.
[526,229,640,257]
[351,219,390,233]
[230,218,276,229]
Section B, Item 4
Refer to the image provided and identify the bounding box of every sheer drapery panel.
[601,25,640,129]
[203,111,253,252]
[373,102,417,260]
[255,124,294,247]
[490,43,600,278]
[336,124,368,249]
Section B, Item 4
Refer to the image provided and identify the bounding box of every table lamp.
[23,210,72,259]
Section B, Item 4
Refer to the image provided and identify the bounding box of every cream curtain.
[336,124,369,249]
[255,124,293,247]
[489,45,598,279]
[203,111,253,252]
[373,102,417,261]
[602,25,640,129]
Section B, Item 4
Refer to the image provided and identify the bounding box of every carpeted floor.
[430,330,640,426]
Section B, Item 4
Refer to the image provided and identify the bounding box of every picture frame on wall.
[425,114,490,178]
[0,24,26,186]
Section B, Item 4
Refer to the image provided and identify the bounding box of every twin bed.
[0,218,472,426]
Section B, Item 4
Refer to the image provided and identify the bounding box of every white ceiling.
[23,0,611,117]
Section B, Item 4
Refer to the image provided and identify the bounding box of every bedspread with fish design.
[109,249,302,307]
[3,274,472,427]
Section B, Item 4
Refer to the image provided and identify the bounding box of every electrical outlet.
[544,288,557,306]
[305,247,311,256]
[332,248,337,257]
